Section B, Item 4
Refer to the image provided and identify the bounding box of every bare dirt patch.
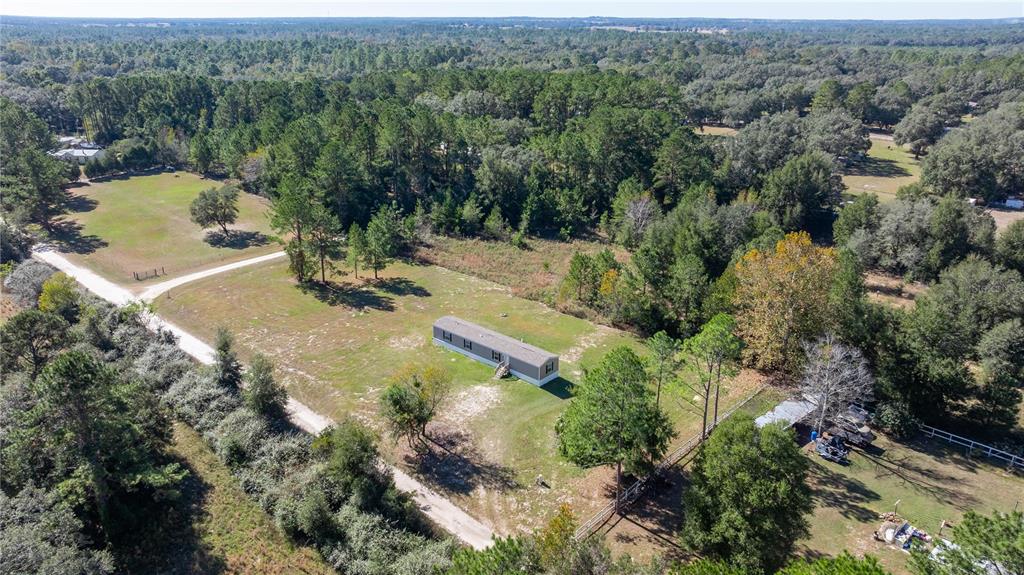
[443,384,504,424]
[988,207,1024,232]
[387,333,426,350]
[865,272,926,309]
[562,325,616,367]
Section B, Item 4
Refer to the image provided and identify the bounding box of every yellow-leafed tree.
[733,232,837,375]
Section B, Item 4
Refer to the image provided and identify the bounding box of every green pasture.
[842,138,921,202]
[801,434,1023,574]
[152,258,766,531]
[56,171,278,286]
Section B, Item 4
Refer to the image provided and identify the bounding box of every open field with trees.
[4,14,1024,575]
[842,139,921,201]
[152,257,770,532]
[416,235,626,303]
[56,172,278,285]
[801,434,1024,575]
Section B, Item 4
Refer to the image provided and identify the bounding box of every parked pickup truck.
[826,405,876,447]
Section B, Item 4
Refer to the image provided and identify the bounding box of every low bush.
[2,259,55,306]
[873,400,921,438]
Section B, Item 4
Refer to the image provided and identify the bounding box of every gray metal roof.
[434,316,557,367]
[755,397,816,429]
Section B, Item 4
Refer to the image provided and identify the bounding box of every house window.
[442,330,452,342]
[463,339,473,350]
[492,350,503,362]
[544,360,555,375]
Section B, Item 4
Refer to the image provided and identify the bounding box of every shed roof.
[754,397,816,429]
[434,316,557,367]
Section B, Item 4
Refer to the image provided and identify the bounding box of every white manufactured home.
[432,316,559,386]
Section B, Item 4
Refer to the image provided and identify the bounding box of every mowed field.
[153,258,768,533]
[800,434,1023,575]
[121,423,332,575]
[842,138,921,201]
[56,171,278,286]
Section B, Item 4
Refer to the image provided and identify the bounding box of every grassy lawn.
[842,139,921,202]
[799,434,1024,575]
[153,258,766,533]
[55,171,279,287]
[119,423,332,575]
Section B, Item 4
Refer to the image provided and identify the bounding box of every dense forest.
[2,16,1023,575]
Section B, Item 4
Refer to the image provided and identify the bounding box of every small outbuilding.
[50,147,105,165]
[432,316,559,386]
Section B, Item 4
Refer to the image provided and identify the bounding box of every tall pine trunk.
[713,362,722,427]
[319,245,326,283]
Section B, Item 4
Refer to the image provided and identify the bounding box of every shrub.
[3,259,55,307]
[483,205,510,240]
[243,353,288,416]
[0,486,115,575]
[212,408,269,468]
[0,221,33,264]
[874,401,921,438]
[510,229,528,249]
[326,503,454,575]
[132,340,193,393]
[37,272,80,322]
[164,371,242,432]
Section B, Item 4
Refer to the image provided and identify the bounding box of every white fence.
[920,424,1023,470]
[573,388,766,541]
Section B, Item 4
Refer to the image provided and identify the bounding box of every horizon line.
[3,14,1023,22]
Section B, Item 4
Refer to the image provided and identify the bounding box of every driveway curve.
[32,247,496,550]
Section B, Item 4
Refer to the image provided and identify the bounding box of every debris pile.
[874,513,932,551]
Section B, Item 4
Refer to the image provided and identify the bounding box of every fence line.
[133,266,166,281]
[920,424,1023,470]
[573,387,766,541]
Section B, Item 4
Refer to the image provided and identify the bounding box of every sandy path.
[32,247,496,550]
[138,250,287,301]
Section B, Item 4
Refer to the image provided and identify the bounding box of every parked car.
[815,435,849,463]
[829,405,876,447]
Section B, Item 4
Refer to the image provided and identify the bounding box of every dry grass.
[416,235,626,303]
[864,272,927,310]
[55,171,279,287]
[0,290,23,324]
[694,125,739,137]
[988,207,1024,232]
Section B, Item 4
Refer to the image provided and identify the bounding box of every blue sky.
[2,1,1021,20]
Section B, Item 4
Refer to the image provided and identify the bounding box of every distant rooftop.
[434,315,557,367]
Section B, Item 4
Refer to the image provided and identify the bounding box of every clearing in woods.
[120,423,332,575]
[694,125,739,137]
[842,138,921,201]
[692,125,923,202]
[53,171,278,286]
[152,257,768,534]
